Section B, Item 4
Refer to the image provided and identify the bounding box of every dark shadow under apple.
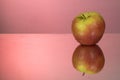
[72,45,105,75]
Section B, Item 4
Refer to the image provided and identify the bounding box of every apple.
[72,11,105,45]
[72,45,105,75]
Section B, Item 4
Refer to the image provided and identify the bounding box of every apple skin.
[72,45,105,75]
[72,11,105,45]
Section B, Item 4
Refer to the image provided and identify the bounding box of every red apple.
[72,45,105,75]
[72,11,105,45]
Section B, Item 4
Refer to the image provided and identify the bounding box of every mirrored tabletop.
[0,34,120,80]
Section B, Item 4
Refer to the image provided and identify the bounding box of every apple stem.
[82,72,85,76]
[82,14,86,19]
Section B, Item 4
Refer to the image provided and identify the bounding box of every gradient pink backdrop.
[1,0,120,33]
[0,34,120,79]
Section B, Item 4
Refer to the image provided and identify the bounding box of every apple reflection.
[72,45,105,75]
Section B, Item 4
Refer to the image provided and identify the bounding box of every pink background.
[1,0,120,33]
[0,34,120,79]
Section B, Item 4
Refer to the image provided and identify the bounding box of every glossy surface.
[0,34,120,80]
